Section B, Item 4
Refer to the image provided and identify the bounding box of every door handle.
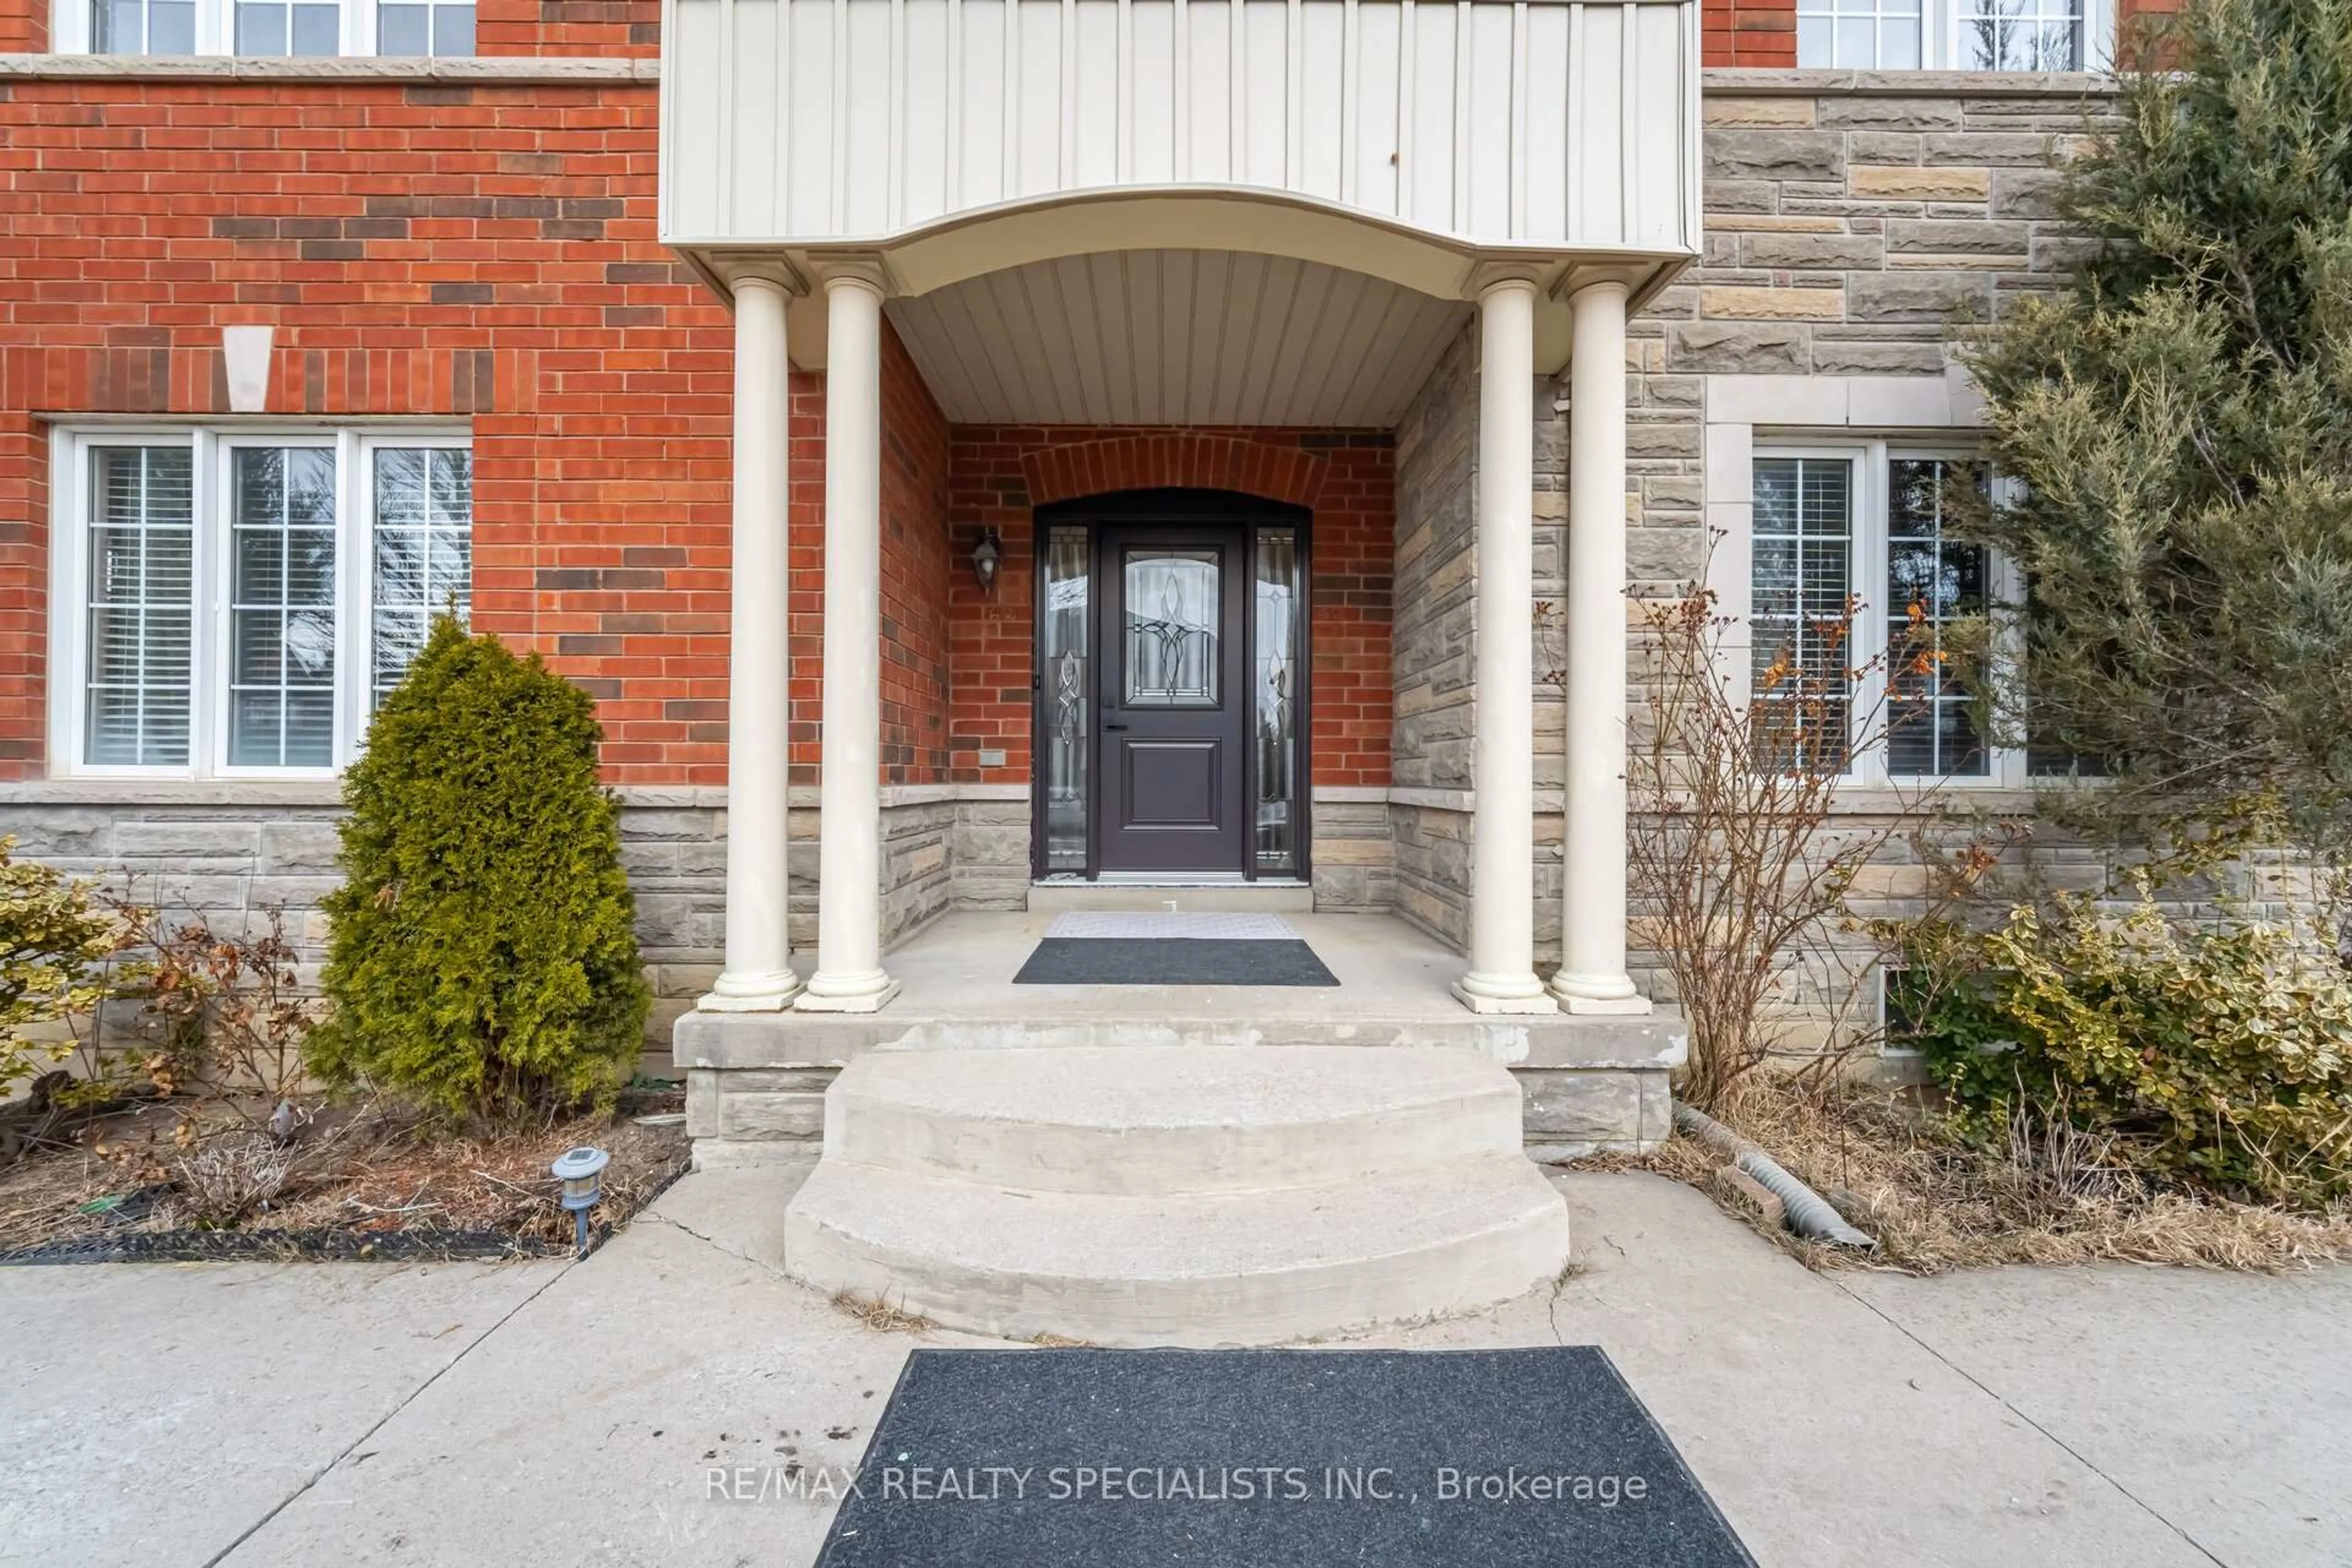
[1102,720,1129,731]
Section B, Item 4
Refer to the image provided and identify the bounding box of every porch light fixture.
[551,1145,611,1258]
[972,527,1002,594]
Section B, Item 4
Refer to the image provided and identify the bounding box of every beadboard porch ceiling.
[884,248,1472,426]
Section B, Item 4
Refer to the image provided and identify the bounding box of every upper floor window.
[58,0,476,56]
[1796,0,2101,71]
[1751,445,2025,786]
[50,424,472,780]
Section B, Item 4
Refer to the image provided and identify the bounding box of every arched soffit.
[737,187,1680,375]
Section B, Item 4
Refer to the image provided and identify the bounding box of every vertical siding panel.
[902,0,950,224]
[1131,0,1177,182]
[1072,0,1120,186]
[1187,1,1231,181]
[1576,2,1622,247]
[786,0,835,233]
[843,0,894,230]
[1463,0,1510,236]
[1353,1,1398,217]
[1243,0,1287,187]
[1016,0,1061,197]
[1298,0,1344,199]
[1521,0,1564,241]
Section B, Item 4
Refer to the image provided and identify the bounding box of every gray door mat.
[813,1346,1757,1567]
[1011,936,1339,986]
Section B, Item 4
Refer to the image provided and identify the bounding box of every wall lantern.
[551,1145,611,1257]
[972,527,1002,594]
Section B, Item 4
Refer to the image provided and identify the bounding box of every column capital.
[809,251,894,298]
[714,258,809,298]
[1553,262,1648,303]
[1465,261,1545,300]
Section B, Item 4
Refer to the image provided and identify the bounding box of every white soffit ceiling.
[885,250,1471,428]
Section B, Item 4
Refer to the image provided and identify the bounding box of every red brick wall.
[1703,0,1796,67]
[945,426,1393,793]
[0,0,48,55]
[0,74,736,785]
[475,0,660,57]
[778,327,952,788]
[880,327,952,785]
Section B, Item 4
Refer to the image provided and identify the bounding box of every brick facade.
[944,426,1395,793]
[1702,0,1796,69]
[475,0,660,56]
[0,69,738,784]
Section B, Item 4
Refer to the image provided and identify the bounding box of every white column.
[797,268,900,1012]
[1550,277,1649,1014]
[1452,275,1556,1016]
[699,274,801,1012]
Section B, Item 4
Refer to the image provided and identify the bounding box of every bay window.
[1750,444,2023,786]
[53,425,472,780]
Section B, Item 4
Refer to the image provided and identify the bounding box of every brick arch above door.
[948,424,1395,794]
[1019,434,1330,513]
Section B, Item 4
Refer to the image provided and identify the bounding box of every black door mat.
[814,1347,1755,1567]
[1012,937,1338,986]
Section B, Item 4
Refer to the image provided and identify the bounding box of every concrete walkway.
[3,1167,2343,1567]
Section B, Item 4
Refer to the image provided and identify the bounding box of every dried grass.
[0,1091,688,1254]
[831,1289,934,1334]
[1624,1076,2352,1275]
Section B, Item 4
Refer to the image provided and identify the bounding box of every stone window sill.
[0,53,657,82]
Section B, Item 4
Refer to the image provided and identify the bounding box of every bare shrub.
[104,899,320,1114]
[1620,586,1929,1108]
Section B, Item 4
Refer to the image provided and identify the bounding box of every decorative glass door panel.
[1031,501,1308,881]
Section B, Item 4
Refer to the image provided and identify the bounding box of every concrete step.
[1025,881,1314,913]
[823,1044,1524,1194]
[783,1152,1569,1346]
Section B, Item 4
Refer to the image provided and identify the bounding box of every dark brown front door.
[1095,524,1248,873]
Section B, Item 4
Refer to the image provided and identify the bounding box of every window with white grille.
[52,426,472,778]
[1750,444,2024,786]
[55,0,478,56]
[1796,0,2103,69]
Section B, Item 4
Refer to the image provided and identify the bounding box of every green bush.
[309,618,649,1122]
[0,836,117,1097]
[1897,895,2352,1205]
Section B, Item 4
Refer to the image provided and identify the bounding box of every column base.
[1450,974,1560,1016]
[795,974,903,1014]
[1547,972,1653,1016]
[696,969,805,1012]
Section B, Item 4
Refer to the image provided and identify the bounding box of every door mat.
[1013,938,1337,986]
[812,1347,1755,1567]
[1014,910,1339,986]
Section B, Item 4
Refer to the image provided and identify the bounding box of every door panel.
[1098,527,1246,873]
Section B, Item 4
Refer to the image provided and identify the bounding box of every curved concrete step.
[782,1153,1570,1346]
[823,1044,1525,1194]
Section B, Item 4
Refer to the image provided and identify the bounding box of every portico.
[660,0,1702,1030]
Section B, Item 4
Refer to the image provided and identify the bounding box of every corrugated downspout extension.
[1673,1102,1877,1250]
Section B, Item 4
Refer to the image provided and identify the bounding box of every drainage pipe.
[1673,1103,1877,1250]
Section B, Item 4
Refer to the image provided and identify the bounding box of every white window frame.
[1795,0,2116,72]
[51,0,476,58]
[1751,438,2027,790]
[48,422,471,782]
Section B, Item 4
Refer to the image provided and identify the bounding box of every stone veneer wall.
[1387,324,1479,948]
[1607,70,2119,1027]
[1672,72,2108,388]
[1,787,971,1063]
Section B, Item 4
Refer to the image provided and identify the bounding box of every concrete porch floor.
[680,910,1685,1065]
[673,911,1685,1159]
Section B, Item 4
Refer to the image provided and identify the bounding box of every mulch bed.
[0,1085,691,1265]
